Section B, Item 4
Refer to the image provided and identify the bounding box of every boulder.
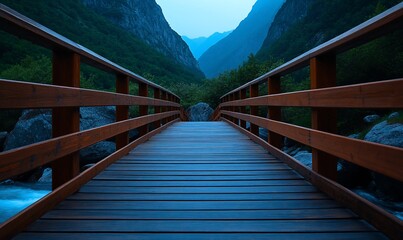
[363,114,380,123]
[0,131,8,151]
[364,121,403,147]
[4,107,118,168]
[363,120,403,201]
[4,109,52,151]
[187,102,214,121]
[388,112,399,119]
[38,168,52,183]
[293,151,312,168]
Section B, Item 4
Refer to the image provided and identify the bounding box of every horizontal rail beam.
[0,111,180,181]
[0,4,178,98]
[221,111,403,181]
[220,79,403,108]
[222,117,403,240]
[0,118,179,240]
[0,79,181,108]
[222,3,403,98]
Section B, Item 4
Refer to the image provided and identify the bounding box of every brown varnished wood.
[249,84,259,135]
[221,111,403,181]
[223,118,402,239]
[268,76,283,149]
[138,83,149,136]
[0,119,179,240]
[115,74,129,150]
[153,88,161,128]
[12,122,387,239]
[219,79,403,108]
[239,89,247,128]
[51,50,80,190]
[0,79,181,109]
[0,111,179,181]
[310,56,338,181]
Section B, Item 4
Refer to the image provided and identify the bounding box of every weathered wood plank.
[25,219,376,232]
[42,209,354,220]
[14,232,388,240]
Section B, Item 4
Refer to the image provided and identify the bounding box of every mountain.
[82,0,199,71]
[182,31,232,59]
[0,0,203,90]
[198,0,285,78]
[256,0,402,62]
[257,0,314,59]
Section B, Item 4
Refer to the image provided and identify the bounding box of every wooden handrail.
[0,4,183,238]
[0,3,178,98]
[217,4,403,239]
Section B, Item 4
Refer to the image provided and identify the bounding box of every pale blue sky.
[155,0,257,38]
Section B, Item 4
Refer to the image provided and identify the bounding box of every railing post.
[249,83,259,135]
[139,83,148,136]
[228,94,234,123]
[240,89,247,128]
[154,88,161,128]
[233,92,240,125]
[268,76,283,149]
[51,51,80,190]
[310,55,338,181]
[161,91,168,125]
[116,75,129,150]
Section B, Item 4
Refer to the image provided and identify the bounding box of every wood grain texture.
[222,111,403,182]
[0,119,179,240]
[0,79,180,109]
[12,122,387,240]
[223,118,402,240]
[0,111,179,181]
[220,79,403,108]
[51,50,80,189]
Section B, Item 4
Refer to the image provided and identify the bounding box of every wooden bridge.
[0,3,402,240]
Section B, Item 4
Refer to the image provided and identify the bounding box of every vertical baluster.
[51,51,80,190]
[268,76,283,149]
[233,92,240,125]
[139,83,148,136]
[154,88,161,128]
[240,89,247,129]
[310,55,338,180]
[161,91,168,125]
[249,83,259,135]
[116,75,129,150]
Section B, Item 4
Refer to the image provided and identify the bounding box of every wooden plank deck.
[14,122,387,239]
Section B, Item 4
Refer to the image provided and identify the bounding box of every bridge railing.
[0,4,182,238]
[216,3,402,239]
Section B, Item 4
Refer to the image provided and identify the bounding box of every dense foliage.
[186,0,402,135]
[0,0,203,90]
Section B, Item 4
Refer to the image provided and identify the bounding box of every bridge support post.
[154,88,161,127]
[51,51,80,190]
[268,76,283,149]
[116,75,129,150]
[240,89,247,129]
[139,83,149,136]
[249,84,259,136]
[310,55,338,181]
[161,91,168,125]
[233,92,240,125]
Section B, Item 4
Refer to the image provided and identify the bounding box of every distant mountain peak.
[82,0,200,71]
[182,31,232,60]
[198,0,285,78]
